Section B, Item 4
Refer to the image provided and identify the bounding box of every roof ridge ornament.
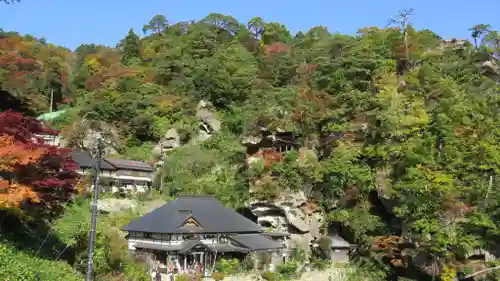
[177,214,203,229]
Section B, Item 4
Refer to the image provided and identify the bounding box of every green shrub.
[240,255,255,272]
[214,258,240,275]
[176,273,191,281]
[0,243,83,281]
[311,257,330,270]
[122,259,150,281]
[262,271,280,281]
[211,271,226,280]
[276,261,299,279]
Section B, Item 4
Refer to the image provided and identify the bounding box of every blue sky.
[0,0,498,50]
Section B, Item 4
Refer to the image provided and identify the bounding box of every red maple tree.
[0,111,78,216]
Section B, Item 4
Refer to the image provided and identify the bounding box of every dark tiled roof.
[122,195,263,234]
[205,243,249,253]
[71,151,115,171]
[134,242,184,252]
[230,234,284,251]
[104,158,154,172]
[179,239,203,254]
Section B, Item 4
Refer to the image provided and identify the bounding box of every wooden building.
[71,151,154,193]
[122,195,285,277]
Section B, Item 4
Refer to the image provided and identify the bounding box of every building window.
[144,233,152,239]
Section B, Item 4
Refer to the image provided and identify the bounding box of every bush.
[214,258,240,275]
[113,188,127,198]
[175,273,190,281]
[311,257,330,270]
[240,255,255,272]
[212,271,226,280]
[122,259,150,281]
[0,243,83,281]
[262,271,280,281]
[276,261,299,280]
[255,252,273,271]
[314,236,332,260]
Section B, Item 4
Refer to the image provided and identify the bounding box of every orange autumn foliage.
[0,111,77,216]
[0,180,39,208]
[0,134,47,208]
[0,134,46,169]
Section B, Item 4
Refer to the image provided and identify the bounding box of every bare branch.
[464,265,500,279]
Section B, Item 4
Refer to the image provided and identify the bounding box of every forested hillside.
[1,11,500,281]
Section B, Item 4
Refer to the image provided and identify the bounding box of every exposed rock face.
[242,135,263,146]
[482,59,500,80]
[194,100,221,143]
[473,51,500,81]
[151,100,222,154]
[247,191,323,256]
[196,100,221,133]
[375,167,395,212]
[152,128,181,156]
[411,252,441,277]
[60,120,120,155]
[82,128,120,155]
[97,198,136,213]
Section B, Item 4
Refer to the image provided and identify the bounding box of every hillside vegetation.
[1,12,500,281]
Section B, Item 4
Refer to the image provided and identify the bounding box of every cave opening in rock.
[245,138,274,155]
[245,143,261,155]
[368,190,402,235]
[259,221,273,228]
[236,207,258,223]
[328,222,355,244]
[262,209,286,217]
[287,224,307,235]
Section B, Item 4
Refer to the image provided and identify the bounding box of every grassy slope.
[0,242,83,281]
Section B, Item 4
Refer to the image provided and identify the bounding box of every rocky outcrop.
[97,198,136,213]
[482,59,500,80]
[196,100,221,133]
[97,198,166,214]
[472,51,500,81]
[193,100,221,143]
[152,100,222,153]
[204,266,355,281]
[247,191,323,256]
[153,128,181,156]
[60,120,121,155]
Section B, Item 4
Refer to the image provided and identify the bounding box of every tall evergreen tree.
[120,28,141,66]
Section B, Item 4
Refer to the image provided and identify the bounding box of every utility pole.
[159,144,164,194]
[86,137,103,281]
[49,89,54,113]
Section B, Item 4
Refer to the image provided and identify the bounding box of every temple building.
[122,195,285,277]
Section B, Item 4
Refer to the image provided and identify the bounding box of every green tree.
[119,28,141,66]
[469,24,492,48]
[142,14,168,35]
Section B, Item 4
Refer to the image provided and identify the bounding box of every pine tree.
[120,28,141,66]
